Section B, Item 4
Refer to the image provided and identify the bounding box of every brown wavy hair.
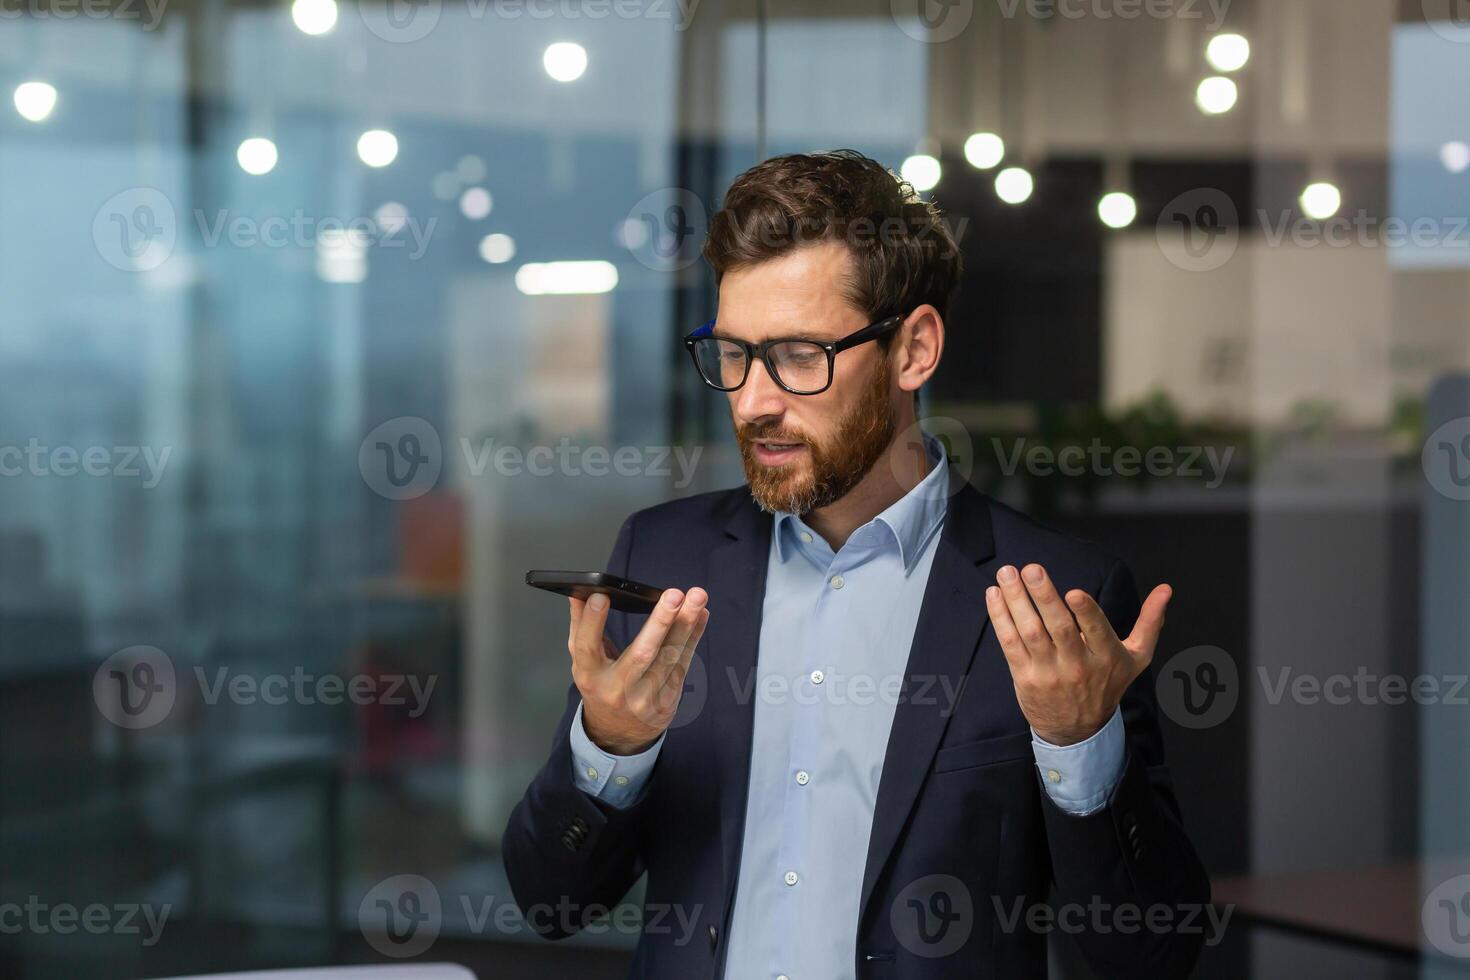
[702,149,963,328]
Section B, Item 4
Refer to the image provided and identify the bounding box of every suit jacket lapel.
[859,471,999,921]
[704,490,773,900]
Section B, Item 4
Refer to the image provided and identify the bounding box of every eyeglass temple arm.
[832,315,903,353]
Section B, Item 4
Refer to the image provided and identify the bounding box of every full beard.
[736,357,897,516]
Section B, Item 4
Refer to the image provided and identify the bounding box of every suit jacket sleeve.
[501,513,655,938]
[1039,559,1212,979]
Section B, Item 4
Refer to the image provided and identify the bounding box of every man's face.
[716,241,898,515]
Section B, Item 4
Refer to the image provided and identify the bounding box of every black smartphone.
[525,570,665,614]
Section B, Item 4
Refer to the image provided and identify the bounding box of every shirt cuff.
[1031,707,1126,816]
[569,702,664,809]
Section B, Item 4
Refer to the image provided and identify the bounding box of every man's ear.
[895,304,944,397]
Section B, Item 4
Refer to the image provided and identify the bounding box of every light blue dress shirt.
[570,438,1125,977]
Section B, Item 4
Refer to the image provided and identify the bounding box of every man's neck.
[803,424,932,553]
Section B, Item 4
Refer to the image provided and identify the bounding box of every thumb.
[1123,584,1172,662]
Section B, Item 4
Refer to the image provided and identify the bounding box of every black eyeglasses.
[683,315,903,395]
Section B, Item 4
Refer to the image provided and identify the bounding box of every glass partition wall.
[2,2,1468,978]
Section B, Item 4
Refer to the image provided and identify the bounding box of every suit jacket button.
[561,832,580,852]
[708,924,718,952]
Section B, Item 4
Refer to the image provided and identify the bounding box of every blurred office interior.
[2,0,1470,976]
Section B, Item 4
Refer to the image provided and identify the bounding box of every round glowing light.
[1195,76,1238,115]
[374,202,409,235]
[963,132,1005,170]
[13,81,57,123]
[543,42,588,82]
[236,137,279,176]
[1300,181,1342,220]
[1205,33,1250,72]
[357,129,399,168]
[1440,141,1470,174]
[479,233,516,264]
[457,154,487,182]
[1098,191,1138,229]
[459,187,493,220]
[995,166,1034,205]
[901,154,941,192]
[432,172,461,201]
[291,0,337,35]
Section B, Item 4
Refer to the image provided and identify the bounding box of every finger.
[997,565,1052,659]
[985,585,1030,668]
[643,588,707,689]
[570,592,613,679]
[658,606,709,703]
[1064,589,1121,657]
[1020,564,1085,656]
[618,588,686,680]
[567,596,583,656]
[1123,584,1172,662]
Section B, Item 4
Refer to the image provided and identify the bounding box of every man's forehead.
[715,247,863,338]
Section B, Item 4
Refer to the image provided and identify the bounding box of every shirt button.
[1047,769,1062,784]
[810,670,825,685]
[829,574,845,590]
[614,776,629,786]
[777,975,790,980]
[795,770,810,785]
[783,871,799,886]
[799,531,812,543]
[586,766,599,780]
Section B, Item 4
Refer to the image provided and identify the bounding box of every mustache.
[738,426,807,444]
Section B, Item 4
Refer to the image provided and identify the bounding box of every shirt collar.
[773,433,949,574]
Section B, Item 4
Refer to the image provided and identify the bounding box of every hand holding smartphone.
[530,568,710,755]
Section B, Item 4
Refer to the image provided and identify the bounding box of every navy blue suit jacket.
[504,470,1210,978]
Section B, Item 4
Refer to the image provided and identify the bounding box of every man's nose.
[733,357,788,425]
